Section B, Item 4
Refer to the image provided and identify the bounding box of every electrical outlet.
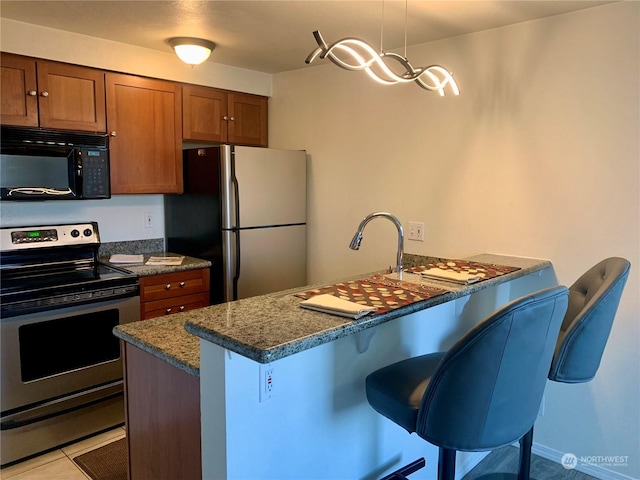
[259,363,275,402]
[408,221,425,241]
[144,212,154,228]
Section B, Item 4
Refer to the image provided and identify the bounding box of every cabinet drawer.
[139,269,210,302]
[142,292,210,320]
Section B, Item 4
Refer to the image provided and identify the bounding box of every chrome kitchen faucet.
[349,212,404,277]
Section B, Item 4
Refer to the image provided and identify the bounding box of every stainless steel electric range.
[0,222,139,466]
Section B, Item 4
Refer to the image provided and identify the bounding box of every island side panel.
[198,272,555,479]
[123,343,202,480]
[200,299,482,479]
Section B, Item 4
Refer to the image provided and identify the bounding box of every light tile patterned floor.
[0,426,125,480]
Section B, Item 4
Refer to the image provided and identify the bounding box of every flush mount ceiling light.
[305,1,459,95]
[168,37,216,66]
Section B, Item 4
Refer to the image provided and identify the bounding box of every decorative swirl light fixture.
[304,2,459,95]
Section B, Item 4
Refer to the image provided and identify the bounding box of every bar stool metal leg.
[438,448,456,480]
[518,427,534,480]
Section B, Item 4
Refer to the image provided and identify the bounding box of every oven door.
[1,295,139,411]
[1,294,139,465]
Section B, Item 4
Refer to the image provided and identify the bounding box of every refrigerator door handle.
[230,151,241,301]
[230,159,241,231]
[222,229,241,302]
[232,230,240,301]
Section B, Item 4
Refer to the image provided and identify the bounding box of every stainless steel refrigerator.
[164,145,307,304]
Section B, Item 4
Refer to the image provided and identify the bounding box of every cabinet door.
[227,92,268,147]
[37,61,106,132]
[182,85,227,143]
[106,73,183,194]
[0,53,38,127]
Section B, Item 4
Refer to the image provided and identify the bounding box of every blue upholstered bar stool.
[517,257,631,479]
[365,286,569,480]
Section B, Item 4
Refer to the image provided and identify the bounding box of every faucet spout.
[348,212,404,275]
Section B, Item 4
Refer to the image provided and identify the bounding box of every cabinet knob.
[230,116,235,121]
[166,308,172,314]
[179,281,186,288]
[109,131,117,137]
[223,115,229,121]
[40,91,49,97]
[165,284,172,290]
[179,306,185,312]
[28,90,37,97]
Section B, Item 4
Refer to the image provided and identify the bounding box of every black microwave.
[0,126,110,201]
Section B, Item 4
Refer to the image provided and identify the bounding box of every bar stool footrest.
[380,458,426,480]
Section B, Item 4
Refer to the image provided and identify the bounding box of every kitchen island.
[114,253,556,480]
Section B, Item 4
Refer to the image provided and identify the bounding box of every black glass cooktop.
[0,263,139,318]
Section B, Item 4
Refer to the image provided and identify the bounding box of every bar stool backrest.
[416,286,569,451]
[549,257,631,384]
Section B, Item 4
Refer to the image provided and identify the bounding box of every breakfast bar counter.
[114,253,550,369]
[183,253,555,480]
[184,253,551,364]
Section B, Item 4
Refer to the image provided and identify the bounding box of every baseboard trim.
[532,442,638,480]
[455,451,491,480]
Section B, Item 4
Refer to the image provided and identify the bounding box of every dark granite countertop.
[113,253,551,374]
[101,251,211,277]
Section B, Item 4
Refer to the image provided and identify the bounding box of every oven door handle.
[1,381,123,431]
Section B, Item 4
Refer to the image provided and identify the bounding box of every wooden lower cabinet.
[123,343,201,480]
[139,268,210,320]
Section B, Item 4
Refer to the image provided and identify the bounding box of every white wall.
[270,3,639,479]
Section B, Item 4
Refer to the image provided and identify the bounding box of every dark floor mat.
[73,437,127,480]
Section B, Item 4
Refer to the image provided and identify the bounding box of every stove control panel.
[11,229,58,244]
[0,223,100,250]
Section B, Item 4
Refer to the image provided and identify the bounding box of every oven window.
[18,309,120,382]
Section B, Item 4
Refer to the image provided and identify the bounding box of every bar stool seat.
[365,286,569,480]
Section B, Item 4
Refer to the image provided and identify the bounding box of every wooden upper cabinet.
[1,54,38,126]
[0,53,106,131]
[182,85,227,143]
[106,73,183,194]
[182,85,268,147]
[228,92,268,147]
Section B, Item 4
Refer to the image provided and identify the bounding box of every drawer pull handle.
[179,306,185,311]
[165,284,172,290]
[166,308,172,314]
[179,282,186,288]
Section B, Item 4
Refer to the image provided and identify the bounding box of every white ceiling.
[0,1,613,74]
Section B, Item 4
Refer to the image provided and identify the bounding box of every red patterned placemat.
[294,275,447,315]
[405,260,520,280]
